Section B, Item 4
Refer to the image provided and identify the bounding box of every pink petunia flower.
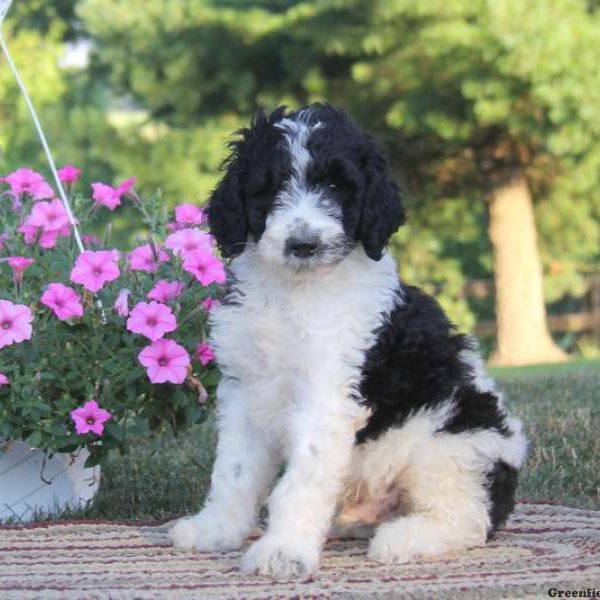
[82,234,102,247]
[91,177,136,210]
[6,256,34,272]
[128,243,169,273]
[113,288,131,317]
[0,299,33,349]
[70,250,120,292]
[165,228,213,258]
[57,165,82,184]
[175,203,205,226]
[0,373,9,386]
[90,183,120,210]
[18,222,69,249]
[201,297,220,312]
[27,199,70,231]
[138,338,190,384]
[41,283,84,320]
[6,256,34,288]
[196,342,215,366]
[70,400,112,436]
[118,177,136,195]
[147,280,185,303]
[126,301,177,341]
[17,222,42,246]
[3,168,53,200]
[18,199,72,249]
[182,251,226,286]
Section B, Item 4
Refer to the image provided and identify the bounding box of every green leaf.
[103,421,125,441]
[26,430,42,448]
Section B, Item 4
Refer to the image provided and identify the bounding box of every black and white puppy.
[170,104,527,578]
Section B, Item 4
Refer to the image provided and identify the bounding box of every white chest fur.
[209,247,399,444]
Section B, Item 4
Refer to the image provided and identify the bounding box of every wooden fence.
[465,276,600,337]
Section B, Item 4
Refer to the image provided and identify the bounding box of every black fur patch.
[357,285,471,443]
[486,460,518,536]
[441,386,511,436]
[207,107,291,258]
[301,105,406,260]
[356,285,509,443]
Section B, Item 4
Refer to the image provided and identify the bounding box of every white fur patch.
[197,249,399,576]
[460,348,498,394]
[259,116,344,269]
[338,400,527,563]
[276,116,317,179]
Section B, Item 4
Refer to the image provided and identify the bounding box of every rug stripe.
[0,503,598,600]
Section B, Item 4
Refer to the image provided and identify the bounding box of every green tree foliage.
[78,0,600,335]
[0,10,116,188]
[76,0,331,201]
[0,23,65,166]
[3,0,599,337]
[8,0,80,39]
[325,0,600,307]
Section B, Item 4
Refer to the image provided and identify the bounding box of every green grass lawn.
[17,359,600,522]
[496,360,599,509]
[489,356,600,379]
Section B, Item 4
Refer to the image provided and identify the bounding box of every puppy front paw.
[169,512,247,552]
[240,534,319,579]
[367,523,416,564]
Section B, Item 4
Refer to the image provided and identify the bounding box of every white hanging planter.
[0,440,100,522]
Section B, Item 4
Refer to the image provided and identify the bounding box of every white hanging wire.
[0,0,11,24]
[0,1,85,254]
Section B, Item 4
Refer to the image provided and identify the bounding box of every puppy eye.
[328,183,337,190]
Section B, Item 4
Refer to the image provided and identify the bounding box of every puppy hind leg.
[368,456,491,564]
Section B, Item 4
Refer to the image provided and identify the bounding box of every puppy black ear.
[208,107,288,258]
[207,142,248,259]
[358,141,406,261]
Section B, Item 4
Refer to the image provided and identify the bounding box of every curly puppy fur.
[170,104,527,579]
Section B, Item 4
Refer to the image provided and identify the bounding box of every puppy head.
[207,104,405,268]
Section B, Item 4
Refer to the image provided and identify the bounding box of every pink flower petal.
[129,243,169,273]
[0,299,33,349]
[58,165,82,184]
[41,283,84,320]
[147,280,185,303]
[70,250,120,293]
[4,168,54,200]
[114,288,131,317]
[126,301,177,341]
[70,400,112,436]
[175,203,205,226]
[165,228,213,258]
[138,339,190,384]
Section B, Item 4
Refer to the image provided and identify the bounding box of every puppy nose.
[285,237,319,258]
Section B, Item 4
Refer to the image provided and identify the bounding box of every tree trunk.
[488,170,567,366]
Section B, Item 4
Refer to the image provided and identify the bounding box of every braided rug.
[0,502,598,599]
